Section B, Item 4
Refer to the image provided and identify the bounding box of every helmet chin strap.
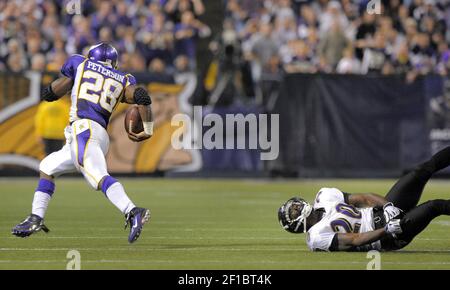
[302,203,312,233]
[304,215,307,233]
[292,202,312,233]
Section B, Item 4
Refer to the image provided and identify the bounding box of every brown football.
[124,105,144,134]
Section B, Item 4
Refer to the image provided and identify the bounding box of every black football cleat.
[12,214,50,238]
[124,207,151,244]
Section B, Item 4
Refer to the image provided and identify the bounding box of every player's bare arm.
[347,192,404,223]
[335,217,404,251]
[346,193,388,208]
[41,76,73,102]
[335,228,387,251]
[123,84,153,142]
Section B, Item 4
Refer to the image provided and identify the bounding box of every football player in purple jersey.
[12,43,153,243]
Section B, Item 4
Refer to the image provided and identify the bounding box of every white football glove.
[383,202,403,222]
[384,219,403,236]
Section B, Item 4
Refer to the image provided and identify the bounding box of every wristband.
[143,122,154,135]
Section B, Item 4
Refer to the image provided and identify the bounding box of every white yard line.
[0,225,284,232]
[1,247,450,253]
[1,236,300,240]
[0,236,448,241]
[0,260,450,266]
[433,221,450,226]
[0,247,308,251]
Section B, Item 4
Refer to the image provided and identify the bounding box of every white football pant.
[39,119,109,189]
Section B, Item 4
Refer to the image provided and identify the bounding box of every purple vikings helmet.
[87,43,119,69]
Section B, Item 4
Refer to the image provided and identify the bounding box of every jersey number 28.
[78,71,123,112]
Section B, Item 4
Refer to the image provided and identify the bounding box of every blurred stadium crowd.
[0,0,210,76]
[0,0,449,166]
[218,0,450,81]
[0,0,450,80]
[1,0,450,106]
[1,0,450,77]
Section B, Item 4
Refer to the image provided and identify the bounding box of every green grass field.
[0,177,449,270]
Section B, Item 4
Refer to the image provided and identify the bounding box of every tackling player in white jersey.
[12,43,154,243]
[278,146,450,251]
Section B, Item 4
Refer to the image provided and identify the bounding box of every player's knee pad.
[39,159,48,174]
[85,176,100,190]
[101,175,118,194]
[79,152,109,191]
[80,168,104,190]
[39,156,54,176]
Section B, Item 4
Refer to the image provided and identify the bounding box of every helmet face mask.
[278,197,312,234]
[87,43,119,69]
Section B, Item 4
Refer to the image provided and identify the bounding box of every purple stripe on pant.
[76,128,91,167]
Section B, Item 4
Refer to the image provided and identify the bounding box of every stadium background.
[1,0,450,178]
[1,0,450,270]
[2,0,450,178]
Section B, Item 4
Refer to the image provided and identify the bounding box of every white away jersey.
[306,188,381,251]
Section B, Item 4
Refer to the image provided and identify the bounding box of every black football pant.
[383,146,450,248]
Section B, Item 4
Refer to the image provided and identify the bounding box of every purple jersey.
[61,54,136,128]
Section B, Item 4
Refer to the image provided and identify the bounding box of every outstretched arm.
[41,76,73,102]
[347,193,404,222]
[334,219,403,251]
[334,228,387,251]
[123,85,153,142]
[346,193,388,208]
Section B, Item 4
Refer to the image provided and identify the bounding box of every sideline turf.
[0,178,449,270]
